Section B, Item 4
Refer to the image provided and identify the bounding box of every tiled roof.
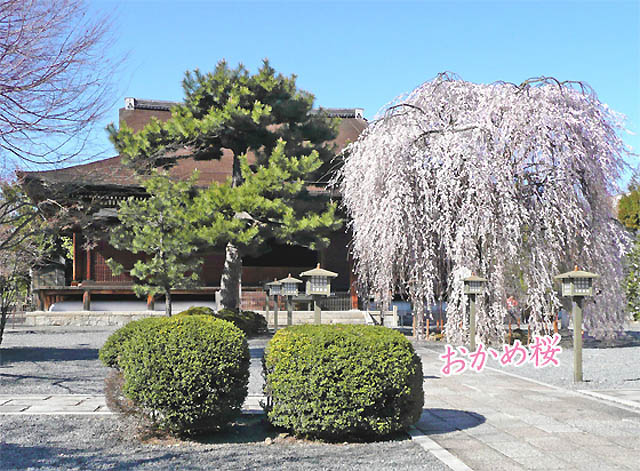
[125,97,366,119]
[124,98,179,111]
[19,99,367,191]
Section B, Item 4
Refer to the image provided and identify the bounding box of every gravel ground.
[0,326,447,470]
[0,327,266,395]
[417,321,640,390]
[0,327,113,395]
[0,415,444,471]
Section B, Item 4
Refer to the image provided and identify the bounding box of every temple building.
[19,98,367,312]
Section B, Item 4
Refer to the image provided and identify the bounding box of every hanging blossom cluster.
[337,74,630,343]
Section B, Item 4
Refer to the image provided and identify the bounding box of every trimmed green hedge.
[178,306,267,337]
[119,315,250,436]
[177,306,216,317]
[99,317,166,369]
[215,308,267,337]
[263,325,424,440]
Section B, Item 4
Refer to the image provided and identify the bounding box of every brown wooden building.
[20,98,366,311]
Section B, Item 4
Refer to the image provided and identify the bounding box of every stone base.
[260,309,366,327]
[16,309,367,327]
[18,311,167,327]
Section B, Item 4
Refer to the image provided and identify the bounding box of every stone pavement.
[0,395,110,415]
[0,394,266,415]
[578,389,640,410]
[3,346,640,471]
[414,345,640,471]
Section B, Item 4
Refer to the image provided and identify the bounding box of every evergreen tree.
[624,237,640,321]
[108,60,342,310]
[618,183,640,320]
[107,172,202,316]
[617,184,640,231]
[193,140,342,307]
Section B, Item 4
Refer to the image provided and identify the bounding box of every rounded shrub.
[99,316,166,369]
[195,308,267,337]
[119,315,250,436]
[263,325,424,440]
[177,306,215,317]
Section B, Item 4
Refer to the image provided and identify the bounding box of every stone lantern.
[300,264,338,324]
[278,274,302,326]
[265,278,282,330]
[554,266,599,382]
[463,274,487,351]
[555,268,598,298]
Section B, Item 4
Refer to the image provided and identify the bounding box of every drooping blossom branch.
[337,73,630,343]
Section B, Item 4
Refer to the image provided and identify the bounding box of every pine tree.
[107,172,202,316]
[618,184,640,231]
[618,184,640,321]
[108,60,341,310]
[193,140,342,308]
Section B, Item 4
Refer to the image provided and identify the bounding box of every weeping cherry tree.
[338,74,630,343]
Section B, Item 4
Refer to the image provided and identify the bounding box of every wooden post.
[426,319,430,339]
[36,292,44,311]
[287,295,293,326]
[265,293,270,326]
[82,291,91,311]
[527,324,531,344]
[349,258,358,309]
[508,321,512,344]
[314,296,321,325]
[146,294,155,311]
[273,295,279,330]
[72,232,80,284]
[469,293,477,351]
[573,297,583,382]
[85,247,92,281]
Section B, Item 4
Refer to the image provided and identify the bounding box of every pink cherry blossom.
[337,74,629,343]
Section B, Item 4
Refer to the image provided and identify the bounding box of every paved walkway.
[0,395,266,415]
[3,347,640,471]
[414,345,640,471]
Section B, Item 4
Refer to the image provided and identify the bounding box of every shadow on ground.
[196,415,279,444]
[583,329,640,348]
[417,408,486,434]
[249,347,265,359]
[0,347,99,364]
[0,442,180,471]
[189,415,414,445]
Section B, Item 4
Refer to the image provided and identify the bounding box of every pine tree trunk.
[165,289,172,317]
[219,154,244,312]
[220,242,242,311]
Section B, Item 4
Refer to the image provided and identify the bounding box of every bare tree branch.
[0,0,120,164]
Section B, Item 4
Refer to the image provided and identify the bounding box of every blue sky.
[90,0,638,185]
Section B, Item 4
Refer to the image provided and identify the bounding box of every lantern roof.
[463,274,488,283]
[554,267,600,280]
[279,273,302,284]
[300,263,338,278]
[265,278,282,287]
